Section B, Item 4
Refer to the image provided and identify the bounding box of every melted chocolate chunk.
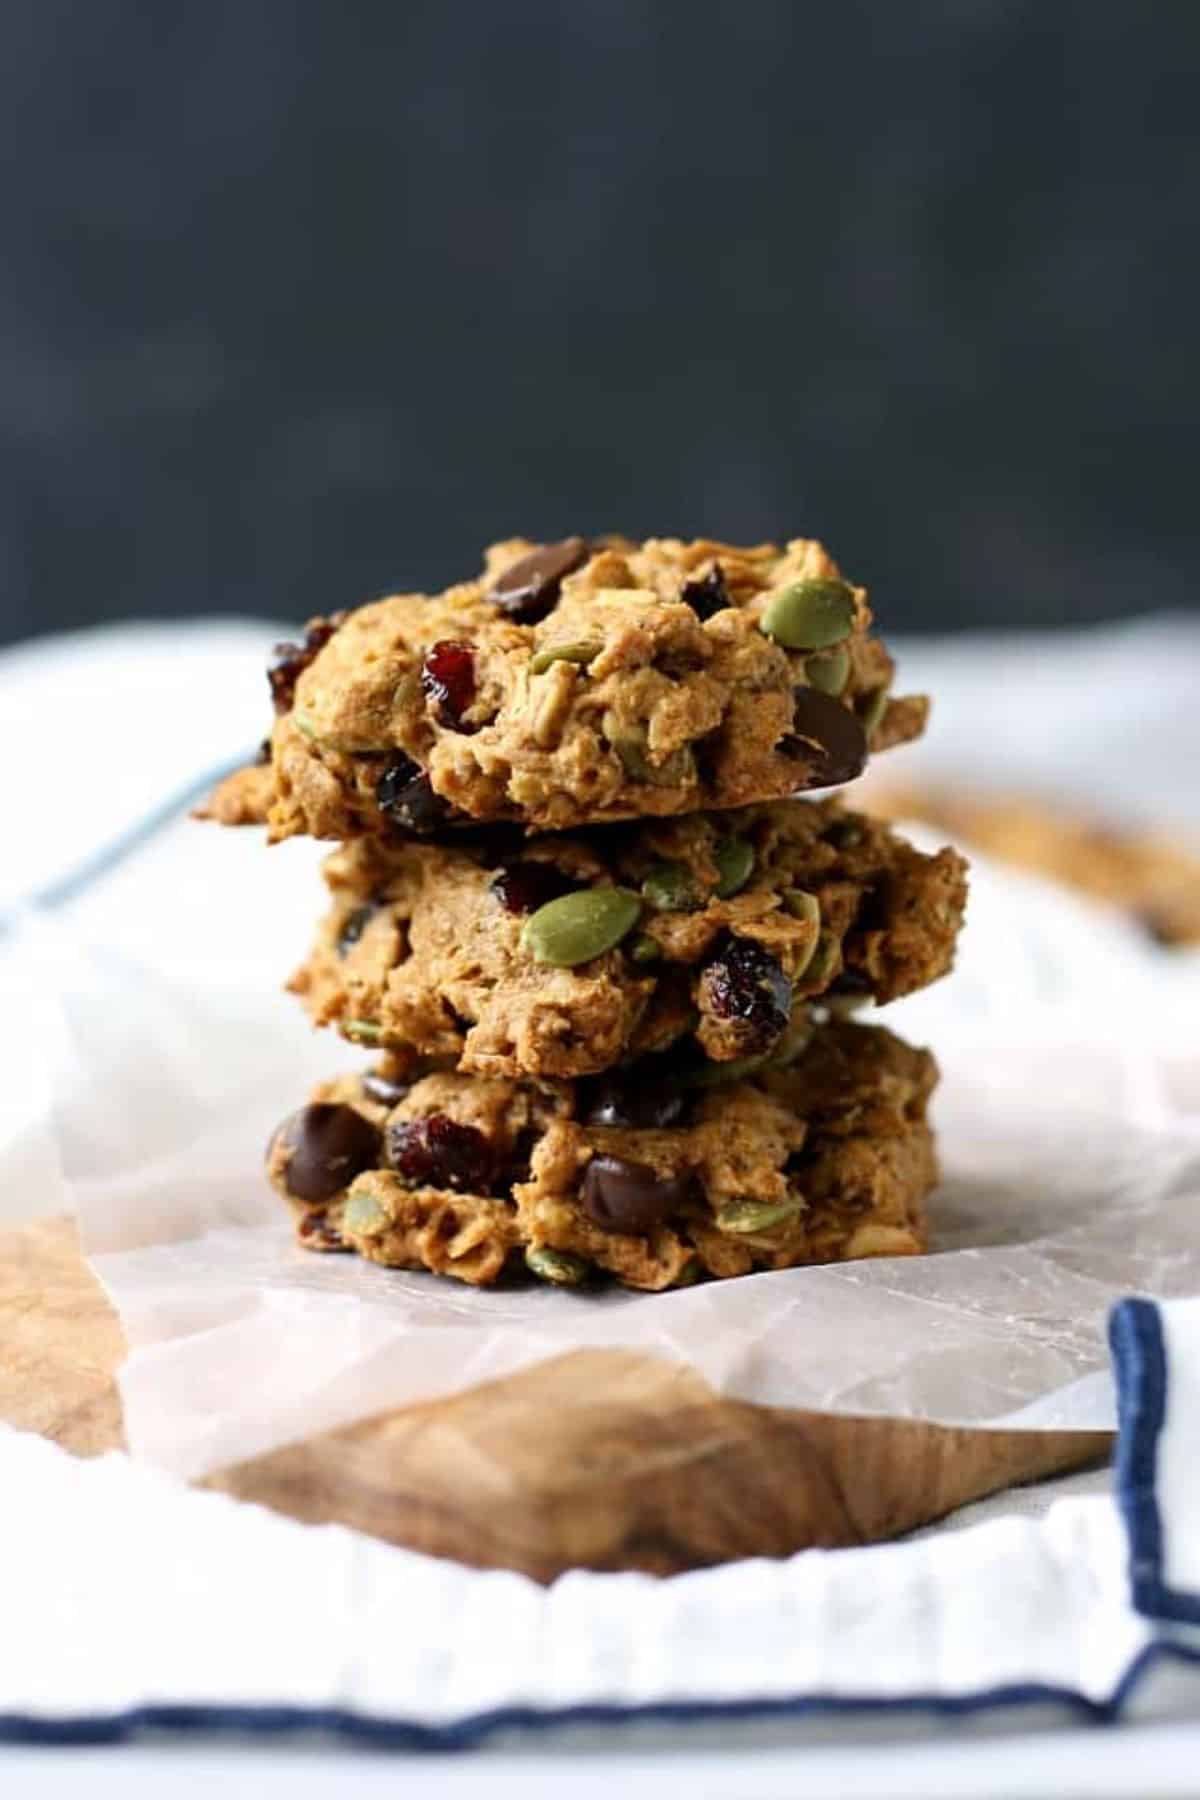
[487,537,590,624]
[375,753,451,834]
[581,1155,700,1234]
[781,688,868,788]
[270,1103,381,1203]
[678,565,731,621]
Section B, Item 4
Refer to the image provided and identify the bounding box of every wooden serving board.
[1,1217,1110,1581]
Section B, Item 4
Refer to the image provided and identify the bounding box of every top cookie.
[224,536,928,840]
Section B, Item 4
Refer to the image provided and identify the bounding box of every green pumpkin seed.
[783,887,821,928]
[713,838,755,898]
[343,1188,389,1237]
[715,1194,806,1235]
[670,1257,705,1288]
[860,685,891,736]
[341,1018,384,1045]
[525,1244,591,1286]
[529,639,604,675]
[628,932,661,964]
[641,860,703,912]
[610,730,697,788]
[801,930,840,988]
[292,713,321,740]
[522,886,642,966]
[805,644,851,697]
[760,578,856,651]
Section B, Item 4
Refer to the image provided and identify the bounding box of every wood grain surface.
[0,1217,1111,1580]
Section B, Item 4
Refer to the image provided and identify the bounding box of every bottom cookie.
[266,1020,938,1292]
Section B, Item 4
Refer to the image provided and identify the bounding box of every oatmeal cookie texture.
[289,799,967,1079]
[206,535,928,838]
[265,1021,938,1292]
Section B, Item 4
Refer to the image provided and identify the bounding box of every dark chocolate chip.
[375,753,451,834]
[678,565,731,621]
[487,537,590,624]
[578,1070,690,1130]
[852,875,892,934]
[270,1103,382,1203]
[361,1070,411,1108]
[581,1155,700,1235]
[780,687,868,788]
[254,737,271,766]
[337,903,378,956]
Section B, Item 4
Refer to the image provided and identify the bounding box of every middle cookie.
[291,798,967,1081]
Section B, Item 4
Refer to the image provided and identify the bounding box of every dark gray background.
[3,1,1197,646]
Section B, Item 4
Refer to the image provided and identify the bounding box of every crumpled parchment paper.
[39,815,1200,1480]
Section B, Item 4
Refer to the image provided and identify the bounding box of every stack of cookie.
[207,535,967,1292]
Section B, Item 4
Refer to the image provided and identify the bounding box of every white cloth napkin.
[0,1294,1197,1742]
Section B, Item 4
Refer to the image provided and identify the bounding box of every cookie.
[871,782,1200,947]
[289,799,967,1080]
[208,536,928,838]
[265,1019,938,1292]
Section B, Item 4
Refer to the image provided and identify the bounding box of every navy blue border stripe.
[0,1640,1198,1749]
[1110,1298,1200,1624]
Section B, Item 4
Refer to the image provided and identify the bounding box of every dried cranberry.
[386,1112,496,1193]
[420,640,478,731]
[678,565,731,621]
[375,753,450,835]
[581,1155,700,1234]
[267,614,344,714]
[489,860,578,914]
[697,932,792,1055]
[487,537,590,623]
[578,1069,690,1130]
[337,902,378,956]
